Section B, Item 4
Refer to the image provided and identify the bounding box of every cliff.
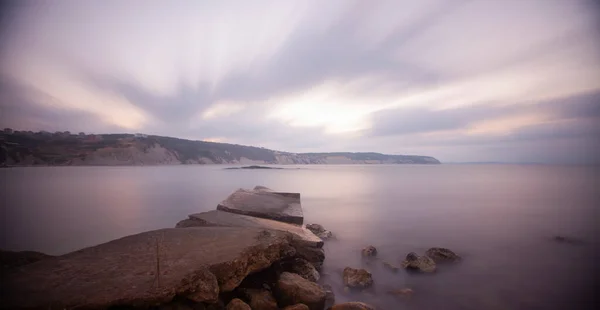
[0,131,440,166]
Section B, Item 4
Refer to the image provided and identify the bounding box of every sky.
[0,0,599,163]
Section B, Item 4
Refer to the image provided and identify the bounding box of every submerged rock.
[217,187,303,224]
[1,227,296,309]
[387,288,414,298]
[401,252,436,273]
[361,246,377,257]
[322,284,336,308]
[275,272,326,310]
[382,261,399,272]
[305,224,333,240]
[553,235,584,245]
[342,267,374,289]
[283,257,320,282]
[329,302,376,310]
[425,247,461,263]
[226,298,251,310]
[242,289,278,310]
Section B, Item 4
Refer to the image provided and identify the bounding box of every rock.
[275,272,326,310]
[242,289,278,310]
[226,298,251,310]
[282,304,310,310]
[425,247,461,263]
[177,210,325,269]
[382,261,399,272]
[387,288,414,298]
[342,267,373,289]
[329,302,376,310]
[284,257,320,282]
[401,252,436,273]
[322,284,335,308]
[1,227,296,309]
[217,187,303,224]
[305,224,333,240]
[0,250,53,270]
[361,246,377,257]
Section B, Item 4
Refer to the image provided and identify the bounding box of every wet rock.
[382,261,399,272]
[305,224,333,240]
[282,304,310,310]
[284,257,320,282]
[1,227,296,309]
[0,250,53,270]
[361,246,377,257]
[329,302,376,310]
[275,272,326,310]
[226,298,250,310]
[295,245,325,270]
[401,252,436,273]
[217,187,303,224]
[322,284,335,308]
[242,289,278,310]
[342,267,374,289]
[387,288,414,298]
[425,247,461,263]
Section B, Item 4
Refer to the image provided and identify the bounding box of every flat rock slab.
[217,187,303,224]
[178,210,322,249]
[1,227,295,310]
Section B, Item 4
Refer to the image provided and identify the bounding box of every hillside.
[0,130,441,166]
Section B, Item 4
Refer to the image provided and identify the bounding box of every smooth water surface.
[1,165,598,309]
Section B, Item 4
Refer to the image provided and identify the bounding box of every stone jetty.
[0,186,339,310]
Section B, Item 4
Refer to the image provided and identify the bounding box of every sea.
[1,164,598,310]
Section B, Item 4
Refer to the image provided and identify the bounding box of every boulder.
[0,227,296,309]
[382,261,399,272]
[226,298,251,310]
[329,302,376,310]
[361,246,377,257]
[283,257,320,282]
[242,289,278,310]
[283,304,310,310]
[342,267,373,289]
[401,252,436,273]
[295,245,325,271]
[217,187,303,224]
[275,272,326,310]
[425,247,461,263]
[305,224,333,240]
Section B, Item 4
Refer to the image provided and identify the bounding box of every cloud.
[0,0,599,163]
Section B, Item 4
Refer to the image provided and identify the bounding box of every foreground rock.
[283,257,320,282]
[176,210,324,269]
[242,289,278,310]
[0,250,53,270]
[330,302,376,310]
[401,252,436,273]
[425,247,461,263]
[305,224,333,240]
[227,298,251,310]
[0,227,295,309]
[275,272,326,310]
[342,267,374,289]
[361,246,377,257]
[283,304,310,310]
[217,186,303,224]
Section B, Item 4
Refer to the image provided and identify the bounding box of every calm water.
[1,165,599,309]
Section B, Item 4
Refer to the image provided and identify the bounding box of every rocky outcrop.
[329,302,376,310]
[275,272,326,310]
[226,298,251,310]
[361,246,377,257]
[425,247,461,263]
[217,187,303,225]
[342,267,374,289]
[401,252,436,273]
[0,227,296,309]
[305,224,333,240]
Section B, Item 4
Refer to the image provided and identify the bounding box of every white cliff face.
[72,144,181,166]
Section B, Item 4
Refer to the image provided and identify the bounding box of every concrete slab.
[0,227,295,309]
[217,187,303,224]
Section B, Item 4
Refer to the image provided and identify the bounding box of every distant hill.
[0,130,441,166]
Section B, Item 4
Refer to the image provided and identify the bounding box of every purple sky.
[1,0,599,163]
